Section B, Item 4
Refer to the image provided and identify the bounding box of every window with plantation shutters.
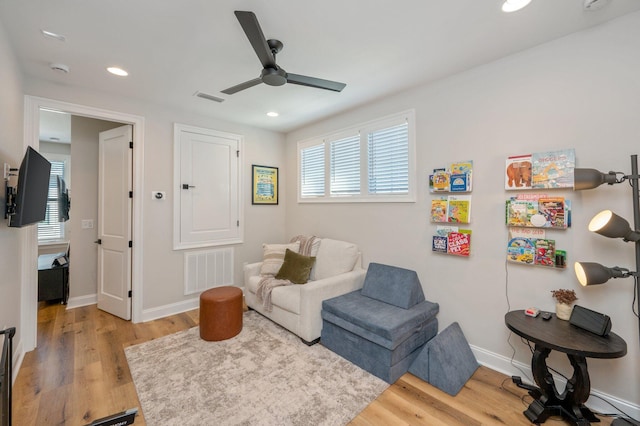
[298,110,415,203]
[300,143,325,197]
[330,134,360,195]
[38,160,65,241]
[368,123,409,194]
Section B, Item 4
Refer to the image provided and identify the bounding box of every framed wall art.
[252,165,278,205]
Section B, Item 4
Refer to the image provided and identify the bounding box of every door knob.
[182,184,196,190]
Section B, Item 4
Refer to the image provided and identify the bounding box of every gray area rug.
[125,311,388,425]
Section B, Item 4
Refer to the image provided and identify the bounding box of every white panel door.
[174,125,242,249]
[97,125,132,320]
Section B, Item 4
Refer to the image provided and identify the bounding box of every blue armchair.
[321,263,439,383]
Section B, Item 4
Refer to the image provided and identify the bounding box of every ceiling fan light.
[502,0,532,12]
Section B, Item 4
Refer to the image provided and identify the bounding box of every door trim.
[22,95,145,351]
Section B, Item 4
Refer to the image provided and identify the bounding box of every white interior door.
[97,125,133,320]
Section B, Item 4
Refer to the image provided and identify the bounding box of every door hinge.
[128,290,132,298]
[129,141,133,149]
[237,220,240,227]
[236,150,240,158]
[129,240,133,248]
[129,191,133,198]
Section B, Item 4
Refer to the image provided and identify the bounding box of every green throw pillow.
[275,249,316,284]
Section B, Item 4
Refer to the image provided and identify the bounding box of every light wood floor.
[12,303,615,425]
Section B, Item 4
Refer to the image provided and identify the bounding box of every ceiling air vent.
[194,91,224,103]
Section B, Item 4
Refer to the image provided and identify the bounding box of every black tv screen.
[9,146,51,228]
[56,175,70,222]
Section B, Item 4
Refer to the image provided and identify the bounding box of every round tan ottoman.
[199,286,243,341]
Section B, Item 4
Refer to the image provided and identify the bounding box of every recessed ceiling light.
[107,67,129,77]
[266,111,279,117]
[502,0,532,12]
[41,30,66,42]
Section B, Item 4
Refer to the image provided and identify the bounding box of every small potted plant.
[551,289,578,320]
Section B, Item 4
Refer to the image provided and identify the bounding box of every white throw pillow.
[313,239,359,280]
[260,242,300,276]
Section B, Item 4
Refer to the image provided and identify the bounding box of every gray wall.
[285,11,640,412]
[0,17,24,352]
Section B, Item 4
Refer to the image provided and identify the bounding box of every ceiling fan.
[221,11,346,95]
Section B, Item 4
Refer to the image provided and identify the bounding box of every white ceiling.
[2,0,640,135]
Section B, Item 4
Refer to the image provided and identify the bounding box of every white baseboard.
[140,298,199,323]
[66,293,97,310]
[470,344,640,421]
[11,338,24,385]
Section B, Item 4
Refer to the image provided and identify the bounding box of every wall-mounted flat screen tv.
[9,146,51,228]
[56,175,70,222]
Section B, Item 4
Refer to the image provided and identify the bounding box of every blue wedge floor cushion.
[408,321,479,396]
[321,263,439,383]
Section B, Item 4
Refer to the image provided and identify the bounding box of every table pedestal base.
[522,344,600,426]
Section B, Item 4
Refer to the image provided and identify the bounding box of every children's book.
[534,239,556,267]
[432,236,448,253]
[431,198,448,222]
[506,237,535,264]
[505,154,532,190]
[449,173,472,192]
[531,149,575,189]
[537,197,566,228]
[506,199,536,227]
[449,160,473,175]
[447,195,471,223]
[435,225,458,237]
[447,230,471,256]
[430,170,450,192]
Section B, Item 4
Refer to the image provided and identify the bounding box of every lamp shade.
[588,210,640,242]
[573,168,618,190]
[574,262,629,286]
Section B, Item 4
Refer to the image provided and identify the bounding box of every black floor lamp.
[574,155,640,426]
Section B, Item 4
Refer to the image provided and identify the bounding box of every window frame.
[37,153,70,243]
[297,110,416,203]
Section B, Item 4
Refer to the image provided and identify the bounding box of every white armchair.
[243,238,366,344]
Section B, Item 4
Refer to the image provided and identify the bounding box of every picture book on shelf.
[531,148,575,189]
[505,154,532,190]
[447,230,471,256]
[435,225,458,237]
[431,198,448,222]
[449,173,472,192]
[534,239,556,267]
[506,236,535,264]
[432,236,448,253]
[447,195,471,223]
[538,197,566,228]
[430,170,450,192]
[449,160,473,175]
[506,199,535,227]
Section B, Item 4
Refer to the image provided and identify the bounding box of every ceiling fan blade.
[234,11,276,69]
[221,77,263,95]
[286,73,346,92]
